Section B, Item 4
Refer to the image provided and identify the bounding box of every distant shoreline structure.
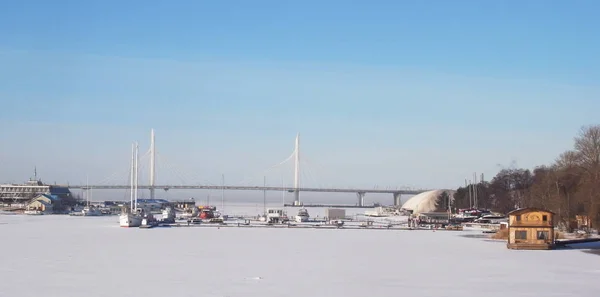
[284,203,378,208]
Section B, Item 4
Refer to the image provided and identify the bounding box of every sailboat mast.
[263,176,266,215]
[130,143,135,211]
[86,175,89,207]
[134,142,139,211]
[221,174,225,213]
[467,179,472,208]
[473,172,478,209]
[281,176,285,206]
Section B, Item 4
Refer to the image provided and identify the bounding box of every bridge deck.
[68,185,426,195]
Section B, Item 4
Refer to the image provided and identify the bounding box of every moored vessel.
[120,208,143,227]
[161,206,176,223]
[295,207,309,222]
[119,142,142,228]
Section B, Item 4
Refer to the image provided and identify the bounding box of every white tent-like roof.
[401,189,455,214]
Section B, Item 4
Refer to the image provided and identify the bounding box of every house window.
[537,231,549,240]
[515,230,527,240]
[516,215,521,221]
[542,215,548,221]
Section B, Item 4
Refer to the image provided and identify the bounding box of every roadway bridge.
[67,185,428,207]
[67,131,430,207]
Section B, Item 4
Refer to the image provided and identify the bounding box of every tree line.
[439,125,600,229]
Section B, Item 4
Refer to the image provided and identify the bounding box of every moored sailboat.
[120,142,142,227]
[82,178,101,216]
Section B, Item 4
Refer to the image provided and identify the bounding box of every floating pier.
[283,204,377,208]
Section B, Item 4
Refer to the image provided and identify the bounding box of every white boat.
[24,209,43,215]
[161,207,176,223]
[120,210,143,227]
[179,206,198,220]
[266,208,288,224]
[141,211,158,227]
[476,214,507,224]
[295,207,309,222]
[82,206,101,216]
[119,142,143,228]
[82,177,101,216]
[364,207,389,217]
[462,222,501,232]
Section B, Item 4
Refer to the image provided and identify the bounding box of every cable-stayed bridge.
[68,130,429,206]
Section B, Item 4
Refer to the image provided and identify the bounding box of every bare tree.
[554,150,582,169]
[572,125,600,227]
[576,125,600,218]
[574,125,600,169]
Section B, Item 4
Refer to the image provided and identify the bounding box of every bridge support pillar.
[393,193,402,206]
[293,190,300,205]
[357,192,365,207]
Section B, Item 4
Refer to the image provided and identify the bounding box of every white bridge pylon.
[266,133,302,204]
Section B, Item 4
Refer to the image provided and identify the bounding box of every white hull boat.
[295,208,309,222]
[161,207,176,223]
[24,210,43,215]
[266,208,289,224]
[82,207,102,216]
[119,213,142,227]
[119,141,142,228]
[462,222,500,232]
[141,211,158,227]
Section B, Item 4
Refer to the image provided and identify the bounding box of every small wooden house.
[26,194,59,214]
[507,208,555,250]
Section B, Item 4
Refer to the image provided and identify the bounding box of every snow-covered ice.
[1,211,599,297]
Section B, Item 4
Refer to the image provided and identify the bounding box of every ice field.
[1,208,599,297]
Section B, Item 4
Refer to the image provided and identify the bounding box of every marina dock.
[147,221,415,231]
[283,203,377,208]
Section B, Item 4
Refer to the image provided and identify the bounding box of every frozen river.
[1,213,599,297]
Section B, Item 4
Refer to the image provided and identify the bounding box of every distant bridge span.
[67,185,429,206]
[68,184,427,194]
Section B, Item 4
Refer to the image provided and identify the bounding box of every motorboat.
[295,207,309,222]
[475,214,507,224]
[82,206,102,216]
[199,206,216,220]
[266,208,289,224]
[24,209,43,215]
[364,207,390,217]
[141,211,158,227]
[179,207,199,220]
[161,207,176,223]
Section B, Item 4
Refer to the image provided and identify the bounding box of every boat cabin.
[266,208,288,223]
[506,208,555,250]
[417,212,451,225]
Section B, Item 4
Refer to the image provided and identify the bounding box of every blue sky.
[0,0,599,198]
